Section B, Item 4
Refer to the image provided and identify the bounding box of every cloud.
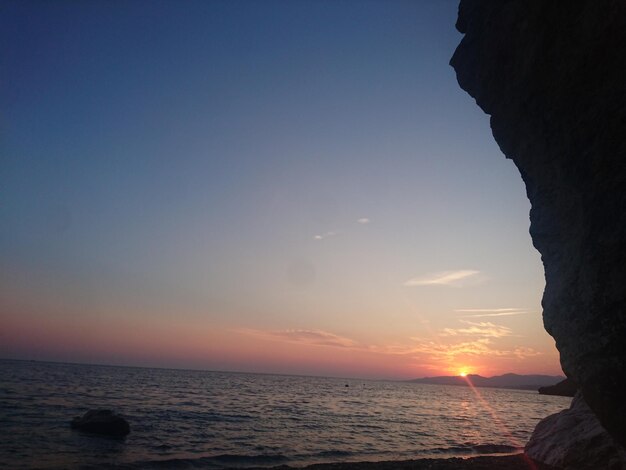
[403,270,480,287]
[239,328,357,348]
[455,308,523,313]
[313,231,337,240]
[460,312,528,318]
[409,338,497,358]
[236,320,540,369]
[512,347,542,359]
[378,317,540,365]
[441,321,513,338]
[313,218,368,241]
[404,338,541,361]
[455,307,528,318]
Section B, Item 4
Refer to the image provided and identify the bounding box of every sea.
[0,359,571,469]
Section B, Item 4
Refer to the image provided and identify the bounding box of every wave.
[95,453,289,469]
[309,450,355,459]
[430,443,521,456]
[79,444,521,470]
[3,361,567,470]
[146,409,255,423]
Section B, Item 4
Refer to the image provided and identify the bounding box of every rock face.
[450,0,626,447]
[538,378,577,398]
[525,393,626,469]
[71,409,130,437]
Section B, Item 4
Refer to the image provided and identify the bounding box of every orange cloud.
[236,323,540,370]
[407,338,541,361]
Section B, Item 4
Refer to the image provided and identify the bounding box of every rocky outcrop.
[71,409,130,437]
[525,393,626,469]
[538,378,577,398]
[450,0,626,447]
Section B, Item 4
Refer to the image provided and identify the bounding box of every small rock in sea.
[70,409,130,437]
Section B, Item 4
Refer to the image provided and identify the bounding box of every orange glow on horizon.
[1,300,563,380]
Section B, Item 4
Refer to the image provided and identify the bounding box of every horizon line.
[0,357,563,382]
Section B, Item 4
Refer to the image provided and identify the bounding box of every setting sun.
[459,371,467,377]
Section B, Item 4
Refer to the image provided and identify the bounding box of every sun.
[452,366,473,377]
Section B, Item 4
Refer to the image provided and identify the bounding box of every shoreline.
[251,454,555,470]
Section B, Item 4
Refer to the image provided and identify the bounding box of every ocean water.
[0,360,571,469]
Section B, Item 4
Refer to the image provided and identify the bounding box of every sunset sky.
[1,0,561,379]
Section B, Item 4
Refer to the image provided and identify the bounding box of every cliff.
[450,0,626,447]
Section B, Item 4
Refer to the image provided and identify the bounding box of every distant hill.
[408,373,565,391]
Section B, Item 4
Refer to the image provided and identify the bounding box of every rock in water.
[71,409,130,437]
[538,378,577,398]
[525,393,626,469]
[450,0,626,447]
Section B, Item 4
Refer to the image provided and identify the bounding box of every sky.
[0,0,561,379]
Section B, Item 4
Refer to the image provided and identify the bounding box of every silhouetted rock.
[525,393,626,469]
[450,0,626,447]
[539,378,577,398]
[71,409,130,437]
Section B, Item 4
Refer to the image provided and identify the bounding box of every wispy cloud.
[368,333,541,361]
[441,321,513,338]
[236,318,540,370]
[403,338,541,361]
[314,217,369,241]
[459,312,528,318]
[455,307,528,318]
[313,231,337,241]
[456,308,523,313]
[239,328,357,348]
[403,270,480,287]
[512,347,542,359]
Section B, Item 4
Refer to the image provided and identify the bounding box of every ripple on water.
[0,360,571,469]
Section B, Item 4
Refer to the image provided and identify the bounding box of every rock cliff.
[450,0,626,446]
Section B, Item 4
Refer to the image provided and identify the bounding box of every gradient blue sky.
[0,0,560,379]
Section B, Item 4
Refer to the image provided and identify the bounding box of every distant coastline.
[2,358,563,387]
[408,373,565,391]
